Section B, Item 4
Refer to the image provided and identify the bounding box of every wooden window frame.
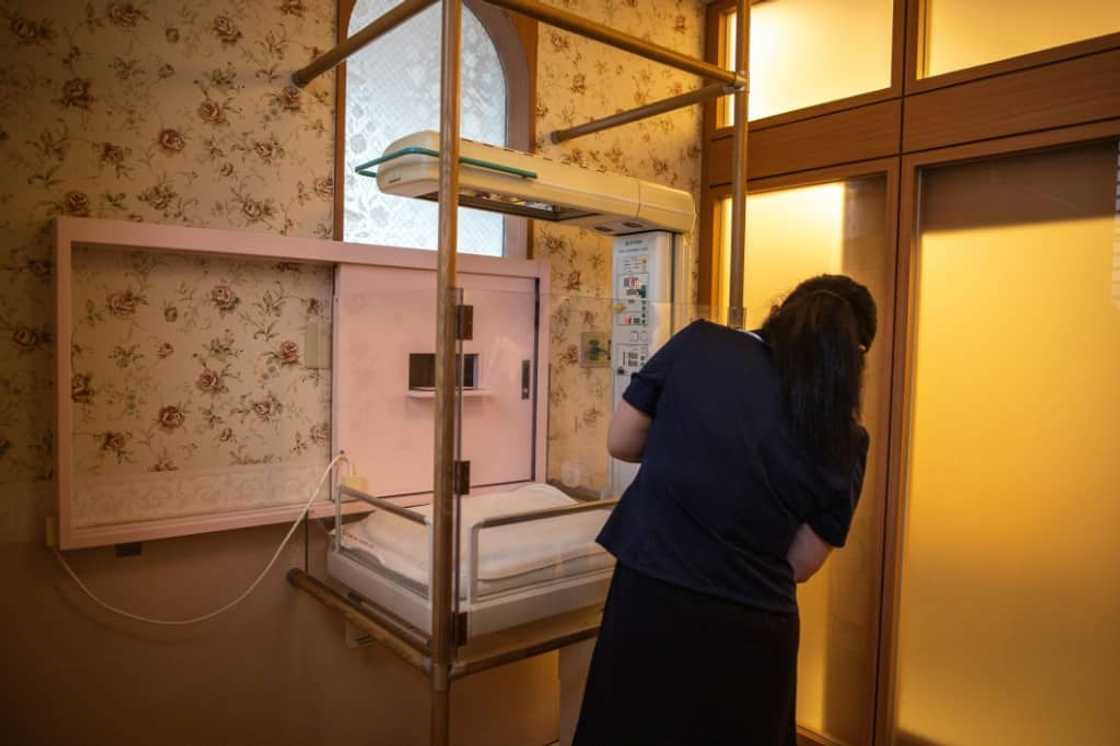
[704,0,908,139]
[699,1,1120,305]
[904,0,1120,94]
[334,0,537,258]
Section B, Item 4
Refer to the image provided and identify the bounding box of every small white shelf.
[407,388,492,399]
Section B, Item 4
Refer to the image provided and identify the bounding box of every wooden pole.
[483,0,742,86]
[431,0,462,740]
[551,83,735,143]
[726,0,749,329]
[291,0,437,86]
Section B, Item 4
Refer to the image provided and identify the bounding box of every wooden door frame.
[873,117,1120,746]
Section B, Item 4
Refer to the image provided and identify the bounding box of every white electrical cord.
[54,452,349,626]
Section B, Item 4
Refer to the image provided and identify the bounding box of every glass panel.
[896,141,1120,744]
[921,0,1120,78]
[720,0,893,125]
[718,176,893,744]
[344,0,506,254]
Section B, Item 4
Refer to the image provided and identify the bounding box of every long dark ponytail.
[760,275,876,472]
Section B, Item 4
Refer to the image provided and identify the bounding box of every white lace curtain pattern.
[344,0,507,255]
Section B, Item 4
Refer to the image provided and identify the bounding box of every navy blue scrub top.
[597,319,869,615]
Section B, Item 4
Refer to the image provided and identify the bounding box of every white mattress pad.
[340,483,612,588]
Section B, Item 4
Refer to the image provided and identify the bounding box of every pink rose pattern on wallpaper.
[535,0,704,492]
[0,0,336,528]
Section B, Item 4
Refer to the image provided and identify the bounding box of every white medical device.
[609,231,675,497]
[364,130,695,235]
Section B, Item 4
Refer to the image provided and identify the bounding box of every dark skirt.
[573,563,799,746]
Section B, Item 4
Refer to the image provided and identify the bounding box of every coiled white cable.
[54,452,349,626]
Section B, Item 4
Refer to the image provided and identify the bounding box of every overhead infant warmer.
[329,132,693,639]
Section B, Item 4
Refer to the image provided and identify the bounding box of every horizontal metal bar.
[472,498,619,531]
[345,589,432,651]
[287,568,433,674]
[552,83,735,143]
[450,615,601,680]
[354,146,537,180]
[469,499,618,601]
[292,0,437,86]
[482,0,742,86]
[339,485,429,526]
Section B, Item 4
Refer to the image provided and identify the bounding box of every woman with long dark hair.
[574,274,877,746]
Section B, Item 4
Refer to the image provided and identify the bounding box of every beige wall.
[0,0,705,743]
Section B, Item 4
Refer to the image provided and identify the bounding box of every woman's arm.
[787,523,833,583]
[607,400,653,463]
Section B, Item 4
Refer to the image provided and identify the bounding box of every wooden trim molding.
[707,100,902,185]
[902,49,1120,154]
[334,0,537,258]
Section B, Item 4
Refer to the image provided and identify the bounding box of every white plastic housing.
[374,130,695,236]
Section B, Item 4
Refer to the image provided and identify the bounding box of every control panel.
[610,231,675,497]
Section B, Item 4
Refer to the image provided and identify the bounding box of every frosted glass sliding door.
[896,140,1120,745]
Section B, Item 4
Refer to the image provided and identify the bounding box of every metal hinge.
[454,460,471,495]
[456,304,474,340]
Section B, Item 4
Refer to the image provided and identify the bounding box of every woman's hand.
[786,523,833,583]
[607,400,653,463]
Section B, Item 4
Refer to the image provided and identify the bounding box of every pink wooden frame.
[54,216,550,550]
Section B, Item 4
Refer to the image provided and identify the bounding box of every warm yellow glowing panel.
[721,177,891,744]
[720,0,893,124]
[922,0,1120,77]
[897,142,1120,745]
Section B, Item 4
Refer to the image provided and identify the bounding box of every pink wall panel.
[333,265,539,501]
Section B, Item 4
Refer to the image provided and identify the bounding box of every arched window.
[340,0,532,257]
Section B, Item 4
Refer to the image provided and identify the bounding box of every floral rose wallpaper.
[0,0,336,538]
[0,0,705,539]
[534,0,705,493]
[69,246,332,526]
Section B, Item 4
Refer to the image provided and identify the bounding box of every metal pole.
[287,569,433,672]
[726,0,749,329]
[483,0,743,86]
[431,0,462,739]
[291,0,437,86]
[551,83,735,143]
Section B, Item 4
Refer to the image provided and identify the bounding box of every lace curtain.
[344,0,507,255]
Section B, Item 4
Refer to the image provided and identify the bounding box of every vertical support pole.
[726,0,749,329]
[431,0,462,741]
